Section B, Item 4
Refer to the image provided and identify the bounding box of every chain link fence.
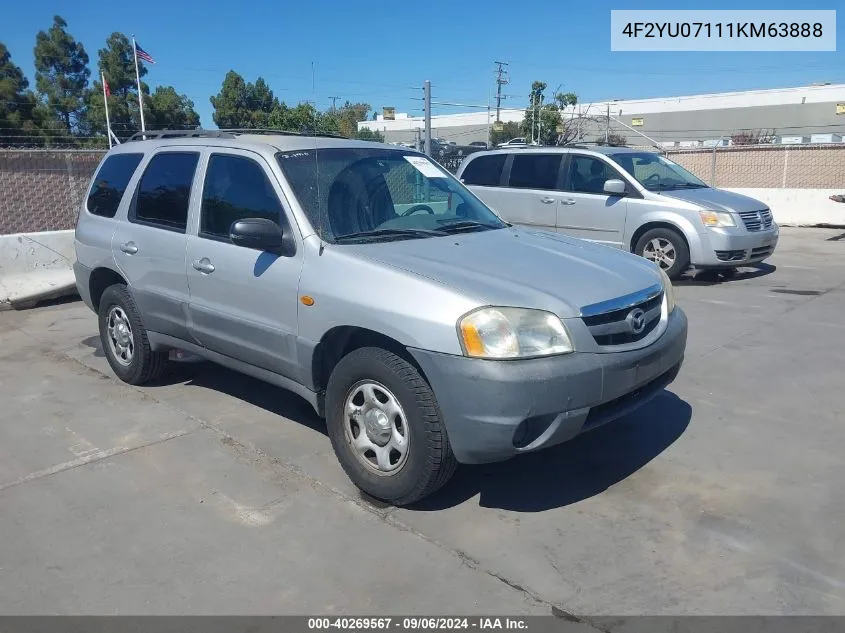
[1,144,842,235]
[666,144,845,189]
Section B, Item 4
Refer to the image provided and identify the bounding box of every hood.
[339,227,663,319]
[658,187,767,213]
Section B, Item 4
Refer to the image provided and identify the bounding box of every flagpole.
[101,72,113,148]
[132,36,146,136]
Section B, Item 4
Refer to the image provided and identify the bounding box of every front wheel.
[634,228,690,280]
[325,347,457,506]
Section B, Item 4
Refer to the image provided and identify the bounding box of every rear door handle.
[120,241,138,254]
[540,196,556,204]
[561,199,576,205]
[192,258,215,274]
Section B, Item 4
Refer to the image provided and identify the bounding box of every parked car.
[74,130,687,505]
[457,146,779,279]
[469,141,489,148]
[497,137,527,147]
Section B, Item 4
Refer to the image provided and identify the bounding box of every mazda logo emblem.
[626,308,646,334]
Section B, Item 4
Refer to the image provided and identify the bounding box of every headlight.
[657,266,676,314]
[699,210,735,228]
[458,307,573,359]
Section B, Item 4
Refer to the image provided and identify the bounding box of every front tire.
[98,284,168,385]
[325,347,457,506]
[634,227,690,280]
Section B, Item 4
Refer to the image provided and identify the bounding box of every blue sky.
[5,0,843,128]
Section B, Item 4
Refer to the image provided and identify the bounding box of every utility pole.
[494,61,509,122]
[423,80,432,157]
[605,102,610,144]
[328,96,341,112]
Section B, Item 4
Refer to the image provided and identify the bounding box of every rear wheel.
[98,284,168,385]
[634,228,690,280]
[325,347,457,506]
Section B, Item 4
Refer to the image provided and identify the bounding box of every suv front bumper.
[408,308,687,464]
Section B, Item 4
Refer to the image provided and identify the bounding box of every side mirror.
[230,218,284,251]
[604,179,627,196]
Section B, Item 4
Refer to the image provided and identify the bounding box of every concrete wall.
[725,189,844,226]
[0,230,77,309]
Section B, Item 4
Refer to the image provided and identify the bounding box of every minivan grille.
[581,291,663,346]
[739,208,773,231]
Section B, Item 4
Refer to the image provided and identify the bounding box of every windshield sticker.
[404,155,447,178]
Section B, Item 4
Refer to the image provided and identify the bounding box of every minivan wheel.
[635,228,690,280]
[325,347,457,506]
[98,284,168,385]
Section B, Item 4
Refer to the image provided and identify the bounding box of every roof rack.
[127,128,348,142]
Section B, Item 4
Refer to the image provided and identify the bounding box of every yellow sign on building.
[383,107,395,120]
[836,103,845,115]
[493,121,504,132]
[631,117,644,126]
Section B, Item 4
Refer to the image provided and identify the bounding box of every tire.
[98,284,168,385]
[634,227,690,280]
[325,346,457,506]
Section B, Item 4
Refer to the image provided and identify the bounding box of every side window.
[86,153,144,218]
[567,155,624,195]
[508,153,562,190]
[200,154,283,240]
[460,154,506,186]
[130,152,199,232]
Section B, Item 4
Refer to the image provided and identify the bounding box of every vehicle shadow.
[410,391,692,513]
[675,262,776,286]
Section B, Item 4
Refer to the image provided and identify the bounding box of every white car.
[497,137,527,147]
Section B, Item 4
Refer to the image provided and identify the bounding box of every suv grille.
[738,208,773,231]
[581,291,663,346]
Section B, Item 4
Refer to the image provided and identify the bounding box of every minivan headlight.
[657,266,676,314]
[458,307,573,359]
[699,210,735,227]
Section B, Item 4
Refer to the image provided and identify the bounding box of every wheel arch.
[89,267,128,312]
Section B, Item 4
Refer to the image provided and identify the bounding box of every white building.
[358,83,845,146]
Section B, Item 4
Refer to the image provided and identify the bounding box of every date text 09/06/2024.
[307,618,528,630]
[621,22,823,38]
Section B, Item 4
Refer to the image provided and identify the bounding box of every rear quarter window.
[86,153,144,218]
[460,154,506,187]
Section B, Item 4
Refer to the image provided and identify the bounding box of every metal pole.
[102,72,112,149]
[538,94,543,145]
[132,37,146,136]
[605,103,610,144]
[424,80,432,157]
[608,115,665,153]
[710,146,717,185]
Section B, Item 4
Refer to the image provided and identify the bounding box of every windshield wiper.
[436,219,502,233]
[334,228,446,242]
[671,183,708,189]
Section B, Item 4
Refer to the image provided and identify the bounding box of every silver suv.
[74,130,687,505]
[457,146,779,279]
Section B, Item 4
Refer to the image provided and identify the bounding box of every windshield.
[276,148,507,243]
[610,151,708,191]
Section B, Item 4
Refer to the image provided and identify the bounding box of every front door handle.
[540,196,556,204]
[120,241,138,254]
[192,258,215,274]
[561,199,576,205]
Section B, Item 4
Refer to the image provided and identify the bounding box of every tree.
[490,121,521,146]
[595,133,627,146]
[33,16,90,135]
[0,43,39,145]
[210,71,250,128]
[356,127,384,142]
[520,81,584,146]
[84,32,147,141]
[730,129,776,145]
[334,101,371,137]
[147,86,200,129]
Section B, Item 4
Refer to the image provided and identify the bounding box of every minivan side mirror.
[230,218,284,251]
[603,179,627,196]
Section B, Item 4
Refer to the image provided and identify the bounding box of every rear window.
[86,153,144,218]
[460,154,506,187]
[130,152,199,232]
[508,153,562,190]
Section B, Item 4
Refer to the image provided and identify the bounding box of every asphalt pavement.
[1,227,843,617]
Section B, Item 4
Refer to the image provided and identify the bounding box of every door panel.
[111,150,200,341]
[557,154,629,247]
[186,150,303,380]
[492,152,563,231]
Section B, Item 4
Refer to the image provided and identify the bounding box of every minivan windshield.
[609,151,709,191]
[276,148,507,243]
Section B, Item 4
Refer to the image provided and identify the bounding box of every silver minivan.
[457,146,779,279]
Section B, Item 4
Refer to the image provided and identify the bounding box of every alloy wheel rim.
[643,237,676,269]
[106,306,134,366]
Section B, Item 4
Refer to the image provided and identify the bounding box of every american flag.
[135,42,155,64]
